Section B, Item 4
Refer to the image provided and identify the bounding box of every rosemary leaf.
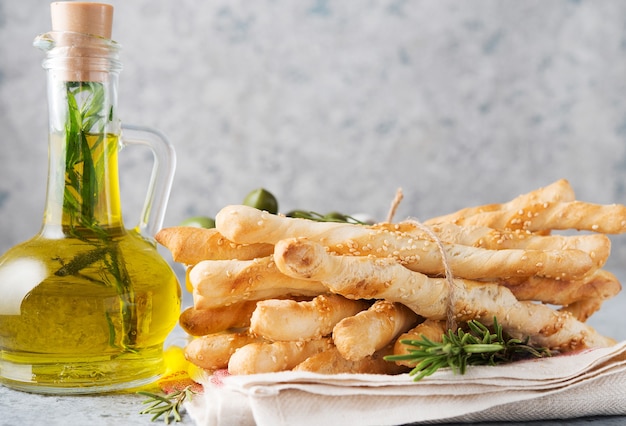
[54,247,109,277]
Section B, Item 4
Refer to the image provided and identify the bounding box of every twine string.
[385,188,458,331]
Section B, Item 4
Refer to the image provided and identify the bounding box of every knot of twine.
[386,188,459,331]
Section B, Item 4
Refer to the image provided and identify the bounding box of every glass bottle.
[0,2,181,394]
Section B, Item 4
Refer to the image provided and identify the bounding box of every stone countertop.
[2,271,626,426]
[0,388,180,425]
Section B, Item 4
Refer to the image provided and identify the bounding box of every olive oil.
[0,232,181,393]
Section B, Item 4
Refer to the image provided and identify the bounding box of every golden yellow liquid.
[0,230,181,394]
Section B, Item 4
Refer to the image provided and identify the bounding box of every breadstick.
[415,222,610,264]
[293,345,409,375]
[216,205,357,245]
[398,243,593,280]
[332,300,420,361]
[383,223,600,280]
[228,338,333,375]
[184,331,263,371]
[250,294,370,342]
[502,269,621,308]
[424,179,576,225]
[274,238,615,351]
[216,205,595,280]
[156,226,274,264]
[188,256,327,309]
[179,301,258,336]
[392,319,446,367]
[434,201,626,234]
[560,299,604,323]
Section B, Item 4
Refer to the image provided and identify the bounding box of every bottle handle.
[120,124,176,239]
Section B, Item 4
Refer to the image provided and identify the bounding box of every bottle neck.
[38,32,125,239]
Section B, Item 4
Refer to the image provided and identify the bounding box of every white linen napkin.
[186,340,626,426]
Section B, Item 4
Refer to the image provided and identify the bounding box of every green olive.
[179,215,216,229]
[243,188,279,214]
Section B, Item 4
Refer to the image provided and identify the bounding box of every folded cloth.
[186,340,626,426]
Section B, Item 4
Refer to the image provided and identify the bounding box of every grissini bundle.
[157,179,625,377]
[273,238,615,351]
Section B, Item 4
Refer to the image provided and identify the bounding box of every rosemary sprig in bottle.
[52,80,137,349]
[385,317,553,381]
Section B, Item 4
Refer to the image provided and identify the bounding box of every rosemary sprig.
[385,317,553,381]
[138,386,196,424]
[52,79,138,350]
[64,81,108,235]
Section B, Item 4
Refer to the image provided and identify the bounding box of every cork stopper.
[50,2,113,39]
[43,2,118,82]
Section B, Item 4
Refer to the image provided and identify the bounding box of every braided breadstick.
[273,238,615,351]
[425,179,576,225]
[431,201,626,234]
[184,331,264,370]
[216,205,595,280]
[179,301,258,336]
[332,300,419,361]
[400,222,610,268]
[392,319,446,367]
[560,299,604,323]
[250,294,370,342]
[294,345,408,375]
[502,269,621,308]
[188,256,327,309]
[156,226,274,264]
[228,337,333,375]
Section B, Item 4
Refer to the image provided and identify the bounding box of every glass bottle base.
[0,346,165,395]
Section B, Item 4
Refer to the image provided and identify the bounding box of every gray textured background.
[2,1,626,264]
